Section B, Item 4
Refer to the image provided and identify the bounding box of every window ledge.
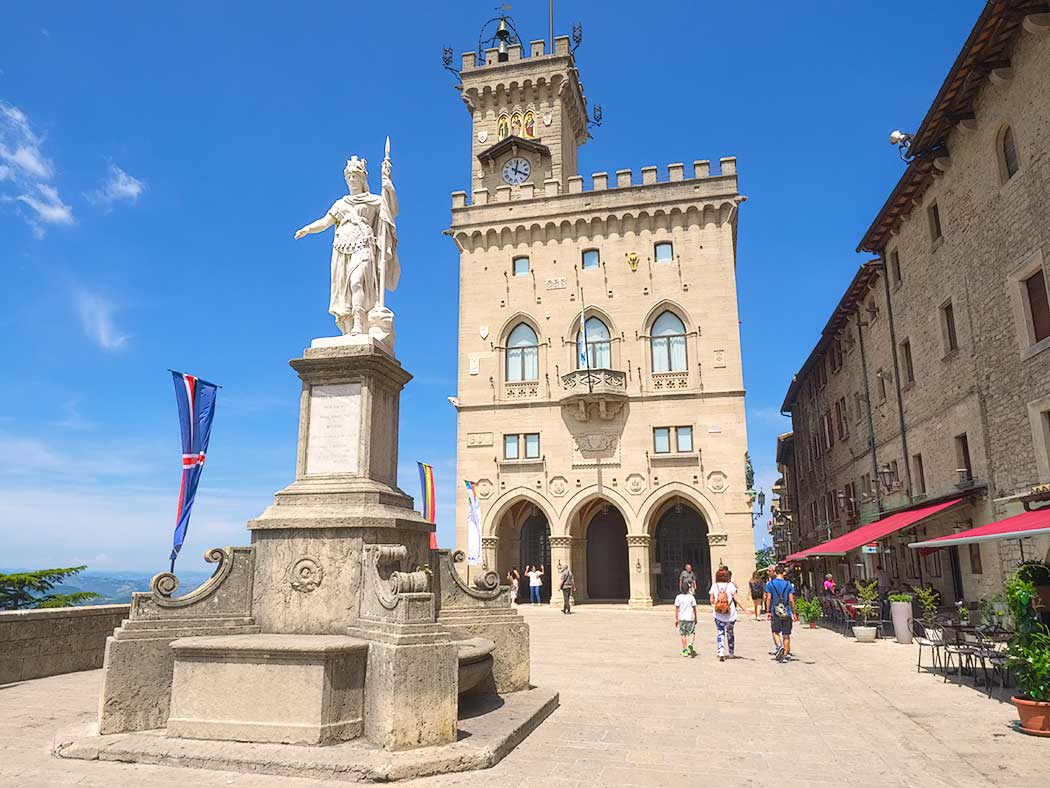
[1021,335,1050,362]
[931,236,945,253]
[901,381,915,393]
[941,348,960,362]
[650,452,699,465]
[892,281,903,293]
[498,458,544,469]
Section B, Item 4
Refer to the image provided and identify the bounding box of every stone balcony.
[560,368,628,421]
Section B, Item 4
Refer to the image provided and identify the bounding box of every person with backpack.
[708,565,740,661]
[765,565,798,662]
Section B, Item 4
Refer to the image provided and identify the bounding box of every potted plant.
[889,593,914,644]
[956,600,971,625]
[1005,572,1050,735]
[915,585,941,628]
[1017,560,1050,612]
[853,579,880,643]
[980,594,1008,628]
[796,597,822,628]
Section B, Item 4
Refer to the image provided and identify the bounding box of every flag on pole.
[169,371,218,568]
[417,461,438,549]
[577,306,588,369]
[464,480,482,565]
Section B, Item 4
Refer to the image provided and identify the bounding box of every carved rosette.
[626,534,651,548]
[288,557,324,593]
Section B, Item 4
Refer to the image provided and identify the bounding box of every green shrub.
[795,597,822,624]
[888,593,913,603]
[855,579,880,626]
[1005,573,1050,702]
[914,585,940,626]
[1016,560,1050,586]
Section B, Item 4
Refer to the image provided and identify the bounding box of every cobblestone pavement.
[1,605,1046,787]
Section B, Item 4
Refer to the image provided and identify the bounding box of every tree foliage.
[0,566,101,611]
[755,547,775,570]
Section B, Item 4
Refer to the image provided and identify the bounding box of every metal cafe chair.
[912,620,944,674]
[973,627,1011,697]
[940,622,980,683]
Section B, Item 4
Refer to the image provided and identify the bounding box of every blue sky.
[0,1,984,572]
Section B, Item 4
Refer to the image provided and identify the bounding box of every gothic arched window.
[651,311,687,372]
[523,110,536,139]
[506,323,539,382]
[576,316,611,369]
[1001,125,1019,181]
[497,115,510,141]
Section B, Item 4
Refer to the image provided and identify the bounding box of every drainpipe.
[879,254,914,502]
[855,309,883,515]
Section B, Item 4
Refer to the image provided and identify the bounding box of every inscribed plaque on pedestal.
[305,383,361,475]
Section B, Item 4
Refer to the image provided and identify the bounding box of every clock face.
[501,157,531,185]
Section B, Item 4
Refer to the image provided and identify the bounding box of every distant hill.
[1,569,215,607]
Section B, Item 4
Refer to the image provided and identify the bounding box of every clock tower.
[457,34,589,196]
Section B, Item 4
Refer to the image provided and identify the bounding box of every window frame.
[512,256,530,277]
[653,427,671,454]
[969,541,983,575]
[649,311,688,373]
[889,249,902,286]
[675,425,693,453]
[581,248,600,270]
[927,202,943,244]
[654,241,674,264]
[955,433,973,481]
[503,434,520,460]
[999,124,1019,183]
[941,299,959,353]
[912,453,926,496]
[576,315,612,370]
[900,339,915,385]
[505,322,539,382]
[1024,268,1050,345]
[524,432,540,459]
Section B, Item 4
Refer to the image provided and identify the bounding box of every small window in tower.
[654,242,674,263]
[581,249,600,270]
[512,256,530,277]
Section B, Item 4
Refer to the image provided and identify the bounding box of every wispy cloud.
[50,398,93,431]
[73,284,130,350]
[88,163,145,205]
[0,100,73,231]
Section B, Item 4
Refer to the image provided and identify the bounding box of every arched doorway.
[585,505,629,601]
[519,511,551,603]
[654,501,710,601]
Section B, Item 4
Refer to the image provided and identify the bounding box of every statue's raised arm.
[292,141,399,354]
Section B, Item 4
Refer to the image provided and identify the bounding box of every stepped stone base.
[55,687,559,783]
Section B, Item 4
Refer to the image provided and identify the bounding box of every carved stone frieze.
[707,533,728,546]
[467,432,493,447]
[548,535,573,548]
[626,534,650,547]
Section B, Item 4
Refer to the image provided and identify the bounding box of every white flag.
[465,480,482,565]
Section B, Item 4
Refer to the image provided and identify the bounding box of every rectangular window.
[900,339,915,384]
[654,242,674,263]
[969,541,983,575]
[928,202,942,242]
[653,427,671,454]
[524,433,540,459]
[822,412,834,450]
[676,426,693,453]
[925,549,942,577]
[861,473,872,496]
[912,453,926,495]
[890,250,902,285]
[512,256,530,276]
[854,391,865,424]
[941,300,959,352]
[868,297,880,323]
[877,370,887,402]
[581,249,600,270]
[1024,268,1050,344]
[955,433,972,481]
[890,460,900,488]
[503,434,519,460]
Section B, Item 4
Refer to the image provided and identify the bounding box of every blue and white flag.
[170,371,218,567]
[465,480,482,565]
[577,308,588,369]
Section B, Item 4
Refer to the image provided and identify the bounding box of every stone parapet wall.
[0,604,128,684]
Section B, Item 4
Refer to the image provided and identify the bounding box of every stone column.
[481,536,499,573]
[627,535,654,608]
[570,537,588,601]
[548,536,573,607]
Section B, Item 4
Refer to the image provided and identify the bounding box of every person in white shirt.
[708,566,741,661]
[525,564,544,604]
[674,582,698,657]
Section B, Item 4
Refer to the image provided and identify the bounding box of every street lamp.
[878,464,897,492]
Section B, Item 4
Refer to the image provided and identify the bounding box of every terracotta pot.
[1012,696,1050,735]
[807,622,817,629]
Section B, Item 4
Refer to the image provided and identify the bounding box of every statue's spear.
[377,136,391,310]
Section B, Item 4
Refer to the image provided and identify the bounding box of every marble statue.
[295,139,399,347]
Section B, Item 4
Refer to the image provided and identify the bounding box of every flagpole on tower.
[549,0,554,52]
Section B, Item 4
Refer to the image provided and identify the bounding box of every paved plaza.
[1,605,1046,788]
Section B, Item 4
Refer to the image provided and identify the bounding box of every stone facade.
[780,4,1050,601]
[450,36,753,606]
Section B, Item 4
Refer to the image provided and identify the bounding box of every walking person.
[559,564,575,614]
[525,564,544,605]
[765,565,798,662]
[748,571,765,620]
[674,581,698,657]
[679,563,697,595]
[507,568,520,605]
[709,566,740,661]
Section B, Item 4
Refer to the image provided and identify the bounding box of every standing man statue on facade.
[294,138,399,350]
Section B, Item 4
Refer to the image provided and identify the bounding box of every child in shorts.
[674,582,698,657]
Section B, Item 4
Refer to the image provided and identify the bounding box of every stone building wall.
[0,604,128,684]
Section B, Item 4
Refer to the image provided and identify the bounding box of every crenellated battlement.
[459,36,572,73]
[450,157,738,210]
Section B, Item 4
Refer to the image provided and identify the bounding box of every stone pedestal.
[167,634,367,745]
[627,535,655,608]
[247,339,433,634]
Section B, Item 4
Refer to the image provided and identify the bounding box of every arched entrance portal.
[585,506,629,601]
[654,501,710,600]
[519,512,552,603]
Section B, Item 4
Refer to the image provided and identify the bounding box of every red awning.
[908,507,1050,550]
[785,498,964,560]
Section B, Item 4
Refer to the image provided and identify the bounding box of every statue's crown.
[344,156,368,179]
